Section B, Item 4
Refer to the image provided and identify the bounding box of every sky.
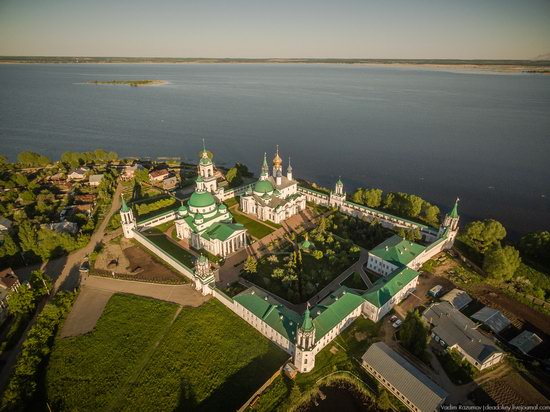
[1,0,549,59]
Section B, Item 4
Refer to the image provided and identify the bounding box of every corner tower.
[120,194,136,238]
[194,254,215,295]
[293,306,316,373]
[438,197,460,243]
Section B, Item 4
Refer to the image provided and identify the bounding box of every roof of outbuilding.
[362,342,447,411]
[363,267,419,308]
[441,288,472,310]
[472,307,511,333]
[369,235,426,266]
[509,331,543,354]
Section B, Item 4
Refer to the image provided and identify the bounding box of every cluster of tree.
[460,219,521,281]
[351,188,440,227]
[17,221,89,262]
[60,149,118,167]
[225,163,252,188]
[1,291,76,410]
[16,151,51,167]
[519,231,550,269]
[328,213,391,250]
[399,310,428,358]
[135,197,176,216]
[7,270,52,317]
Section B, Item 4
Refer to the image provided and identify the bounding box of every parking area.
[394,272,455,317]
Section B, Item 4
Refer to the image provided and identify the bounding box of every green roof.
[336,177,343,186]
[254,179,274,194]
[299,239,315,251]
[311,287,365,341]
[363,267,419,308]
[202,222,244,241]
[178,204,188,212]
[196,176,204,183]
[120,194,130,213]
[136,207,178,224]
[449,199,459,219]
[188,190,216,208]
[369,235,426,266]
[234,287,301,343]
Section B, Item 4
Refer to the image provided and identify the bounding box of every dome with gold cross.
[272,145,282,168]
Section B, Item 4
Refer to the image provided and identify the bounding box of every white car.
[392,320,402,328]
[390,315,398,322]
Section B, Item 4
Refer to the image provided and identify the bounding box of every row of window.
[365,365,421,412]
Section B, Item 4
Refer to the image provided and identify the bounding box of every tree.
[0,233,20,258]
[377,390,391,411]
[225,167,243,188]
[11,173,29,187]
[421,203,440,226]
[243,256,257,274]
[134,168,150,183]
[519,231,550,267]
[399,310,428,357]
[272,268,285,279]
[17,151,50,167]
[7,285,35,316]
[29,270,51,298]
[363,188,383,208]
[352,188,364,204]
[18,221,37,253]
[483,245,521,281]
[464,220,506,253]
[312,250,323,260]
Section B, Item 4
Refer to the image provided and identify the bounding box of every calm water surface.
[1,64,549,237]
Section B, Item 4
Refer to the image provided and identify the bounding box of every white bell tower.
[329,177,346,208]
[198,139,217,193]
[120,194,136,238]
[293,305,316,373]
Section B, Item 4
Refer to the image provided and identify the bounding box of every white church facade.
[240,148,306,224]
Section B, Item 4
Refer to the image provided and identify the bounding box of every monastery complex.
[119,145,460,374]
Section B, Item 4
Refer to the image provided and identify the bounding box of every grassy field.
[46,296,288,412]
[142,227,196,268]
[231,210,276,239]
[47,294,179,411]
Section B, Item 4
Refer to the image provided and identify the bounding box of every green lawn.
[46,296,288,412]
[223,197,239,208]
[123,300,288,411]
[231,210,275,239]
[142,227,196,268]
[46,295,180,411]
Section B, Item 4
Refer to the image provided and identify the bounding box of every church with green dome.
[174,147,247,257]
[240,147,306,224]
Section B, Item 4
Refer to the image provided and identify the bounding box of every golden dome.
[273,145,282,167]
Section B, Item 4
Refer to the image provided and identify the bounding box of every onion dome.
[188,191,216,208]
[218,203,227,212]
[195,213,204,223]
[254,179,274,194]
[272,145,282,168]
[199,139,213,165]
[178,204,188,214]
[196,176,204,183]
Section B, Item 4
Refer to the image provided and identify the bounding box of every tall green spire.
[261,152,269,177]
[120,194,130,213]
[449,197,459,218]
[301,305,314,332]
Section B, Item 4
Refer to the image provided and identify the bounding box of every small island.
[87,80,167,87]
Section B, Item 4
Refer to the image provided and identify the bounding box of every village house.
[149,168,170,182]
[67,167,89,181]
[423,302,504,370]
[88,174,104,186]
[122,163,144,180]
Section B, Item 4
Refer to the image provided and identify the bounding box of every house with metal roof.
[509,331,543,354]
[441,288,472,310]
[423,302,504,370]
[362,342,447,412]
[472,307,511,334]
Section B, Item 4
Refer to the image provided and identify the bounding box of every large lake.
[1,64,549,238]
